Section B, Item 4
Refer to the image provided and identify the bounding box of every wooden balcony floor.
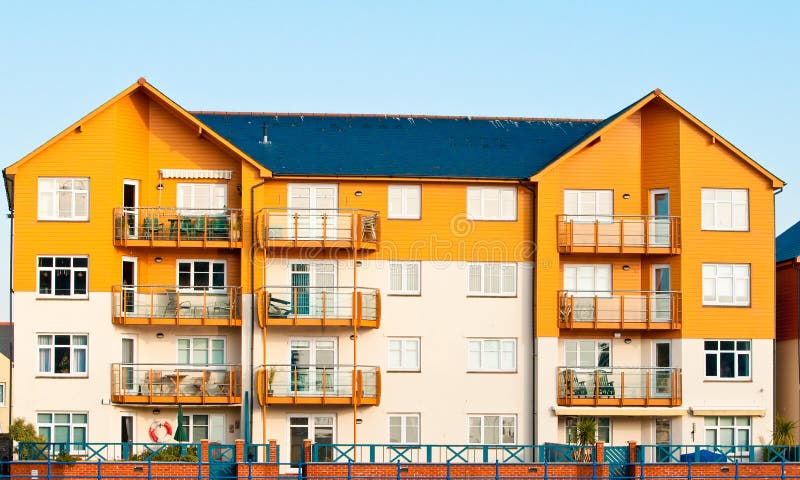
[111,393,242,405]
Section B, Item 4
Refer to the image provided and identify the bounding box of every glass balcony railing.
[113,207,243,247]
[111,285,242,326]
[558,290,681,330]
[256,364,380,406]
[111,363,242,405]
[256,286,380,328]
[557,215,680,254]
[557,366,682,407]
[257,208,378,250]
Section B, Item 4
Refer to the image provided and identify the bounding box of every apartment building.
[1,79,781,463]
[776,221,800,428]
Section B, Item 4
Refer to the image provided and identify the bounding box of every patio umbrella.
[174,405,188,442]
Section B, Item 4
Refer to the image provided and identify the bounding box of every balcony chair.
[146,371,166,395]
[193,217,206,239]
[164,291,192,318]
[561,368,588,397]
[210,217,229,240]
[211,297,231,318]
[191,370,212,395]
[598,370,615,397]
[142,217,163,239]
[268,296,293,318]
[361,215,377,242]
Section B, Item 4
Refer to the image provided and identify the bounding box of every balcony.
[257,209,378,250]
[557,366,682,407]
[112,285,242,327]
[557,215,680,254]
[559,290,681,330]
[113,207,243,248]
[256,286,380,328]
[111,364,242,405]
[256,364,380,406]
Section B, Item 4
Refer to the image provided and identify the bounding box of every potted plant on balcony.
[768,416,799,461]
[573,418,596,462]
[267,367,277,395]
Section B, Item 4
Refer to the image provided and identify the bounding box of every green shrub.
[129,445,198,462]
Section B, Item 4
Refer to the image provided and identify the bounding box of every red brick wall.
[633,462,800,480]
[304,462,603,479]
[11,462,202,480]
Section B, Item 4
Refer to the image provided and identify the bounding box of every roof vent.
[261,122,271,145]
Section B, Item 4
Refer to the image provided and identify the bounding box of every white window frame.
[0,383,6,407]
[704,340,751,380]
[467,338,517,372]
[702,264,750,306]
[177,336,226,366]
[176,183,227,215]
[564,340,612,368]
[388,261,421,295]
[466,186,517,221]
[37,334,88,376]
[564,190,613,222]
[388,337,420,372]
[704,416,751,448]
[36,255,89,298]
[388,185,421,219]
[37,177,90,221]
[563,264,612,297]
[37,412,88,453]
[467,263,516,297]
[388,413,420,444]
[566,416,611,444]
[467,414,516,445]
[701,188,749,231]
[177,413,226,443]
[177,259,227,292]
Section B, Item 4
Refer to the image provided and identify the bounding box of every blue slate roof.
[192,112,602,179]
[777,220,800,262]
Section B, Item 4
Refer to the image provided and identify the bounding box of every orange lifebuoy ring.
[149,420,173,442]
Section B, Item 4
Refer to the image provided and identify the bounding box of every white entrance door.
[121,337,136,394]
[289,338,337,396]
[289,415,335,468]
[288,184,338,239]
[123,180,139,239]
[290,262,336,317]
[651,265,671,323]
[649,189,670,246]
[653,341,672,398]
[122,257,137,315]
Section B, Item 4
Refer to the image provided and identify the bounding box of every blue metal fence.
[312,443,591,463]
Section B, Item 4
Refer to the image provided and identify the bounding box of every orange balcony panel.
[557,215,681,254]
[112,285,242,327]
[559,290,681,331]
[257,209,378,251]
[113,207,243,249]
[256,287,380,329]
[557,367,682,407]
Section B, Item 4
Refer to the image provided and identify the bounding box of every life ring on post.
[149,420,173,442]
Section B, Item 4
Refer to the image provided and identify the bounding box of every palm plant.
[772,416,798,447]
[573,418,597,462]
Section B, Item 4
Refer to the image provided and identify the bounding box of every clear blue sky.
[0,1,798,318]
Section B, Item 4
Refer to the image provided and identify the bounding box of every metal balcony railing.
[113,207,243,246]
[256,364,380,406]
[111,285,242,326]
[557,215,681,254]
[558,290,681,330]
[111,363,242,405]
[257,286,380,328]
[557,366,682,407]
[257,208,378,249]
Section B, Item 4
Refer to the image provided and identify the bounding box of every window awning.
[160,169,232,180]
[552,407,688,417]
[689,407,766,417]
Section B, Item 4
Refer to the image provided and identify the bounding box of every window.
[705,416,750,447]
[563,265,612,296]
[564,340,611,368]
[566,417,611,444]
[564,190,613,221]
[467,415,516,444]
[702,264,750,306]
[178,337,225,365]
[388,338,420,371]
[177,183,227,215]
[38,334,87,375]
[388,414,420,444]
[177,260,226,291]
[467,263,516,297]
[467,339,516,371]
[38,178,89,221]
[37,256,88,298]
[176,414,225,443]
[704,340,750,379]
[37,413,87,452]
[0,383,6,407]
[702,189,748,231]
[467,187,516,221]
[388,262,421,295]
[388,185,421,219]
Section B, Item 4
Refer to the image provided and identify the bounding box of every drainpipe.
[3,169,13,433]
[249,179,268,444]
[519,180,537,444]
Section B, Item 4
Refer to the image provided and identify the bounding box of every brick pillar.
[303,439,313,463]
[595,441,605,463]
[235,439,245,463]
[201,439,210,463]
[268,439,278,462]
[628,441,637,464]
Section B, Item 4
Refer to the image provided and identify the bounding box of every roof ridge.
[190,110,602,123]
